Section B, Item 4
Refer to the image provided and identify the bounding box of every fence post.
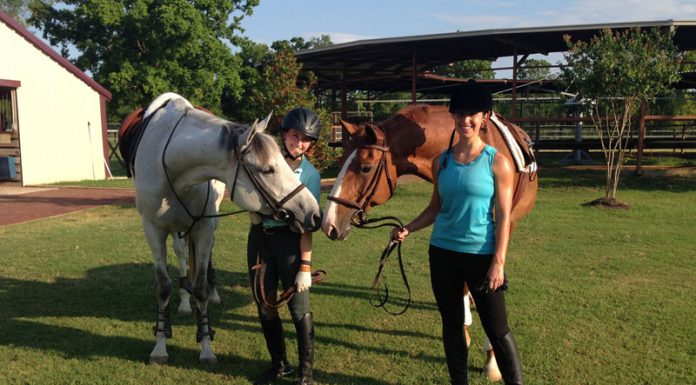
[635,101,647,176]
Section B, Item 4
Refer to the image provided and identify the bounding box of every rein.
[161,109,245,238]
[327,143,410,315]
[251,250,326,309]
[353,214,411,316]
[159,108,305,238]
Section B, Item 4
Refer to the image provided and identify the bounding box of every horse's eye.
[262,166,275,175]
[360,164,372,174]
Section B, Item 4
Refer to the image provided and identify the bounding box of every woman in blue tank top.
[392,80,523,385]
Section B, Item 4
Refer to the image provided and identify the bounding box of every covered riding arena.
[295,20,696,168]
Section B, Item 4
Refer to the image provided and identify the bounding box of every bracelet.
[299,264,312,273]
[300,260,312,266]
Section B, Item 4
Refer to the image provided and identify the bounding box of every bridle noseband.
[228,139,308,224]
[327,143,396,226]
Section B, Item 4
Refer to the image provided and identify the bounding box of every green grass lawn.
[1,168,695,384]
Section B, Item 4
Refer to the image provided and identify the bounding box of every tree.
[28,0,259,120]
[0,0,47,23]
[517,58,554,80]
[229,41,339,172]
[561,27,680,206]
[431,59,494,80]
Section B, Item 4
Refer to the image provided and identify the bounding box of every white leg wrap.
[464,294,472,326]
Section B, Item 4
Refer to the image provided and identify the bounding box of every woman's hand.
[487,260,505,292]
[391,226,410,242]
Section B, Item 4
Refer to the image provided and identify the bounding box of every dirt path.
[0,187,135,226]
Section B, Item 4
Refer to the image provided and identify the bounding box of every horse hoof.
[177,303,192,315]
[149,355,168,365]
[485,355,502,382]
[199,356,218,366]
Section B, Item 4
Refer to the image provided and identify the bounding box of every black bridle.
[327,144,396,227]
[160,109,307,237]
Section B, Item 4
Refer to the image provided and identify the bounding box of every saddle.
[489,112,537,175]
[118,107,147,178]
[118,102,210,178]
[488,112,538,208]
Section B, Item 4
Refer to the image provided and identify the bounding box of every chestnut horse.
[321,104,537,380]
[322,104,537,239]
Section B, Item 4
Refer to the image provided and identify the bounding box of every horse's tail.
[118,108,145,178]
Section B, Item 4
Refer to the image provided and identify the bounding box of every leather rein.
[327,143,411,315]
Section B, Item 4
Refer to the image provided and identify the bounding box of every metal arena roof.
[296,20,696,93]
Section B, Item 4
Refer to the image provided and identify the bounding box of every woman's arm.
[488,152,514,291]
[392,157,442,241]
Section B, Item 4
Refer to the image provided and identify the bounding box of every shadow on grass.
[0,262,452,383]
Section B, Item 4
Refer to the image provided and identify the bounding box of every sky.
[238,0,696,76]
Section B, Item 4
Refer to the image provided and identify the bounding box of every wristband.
[300,260,312,266]
[299,264,312,273]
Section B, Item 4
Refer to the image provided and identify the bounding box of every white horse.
[126,93,322,365]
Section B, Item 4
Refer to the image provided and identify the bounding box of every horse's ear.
[340,119,362,137]
[364,123,385,145]
[254,112,272,134]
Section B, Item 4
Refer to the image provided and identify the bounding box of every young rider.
[248,107,322,385]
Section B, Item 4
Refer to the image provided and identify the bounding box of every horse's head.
[229,114,322,233]
[322,120,397,240]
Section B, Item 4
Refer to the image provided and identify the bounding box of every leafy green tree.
[28,0,258,120]
[561,27,680,206]
[517,58,554,80]
[431,59,494,80]
[0,0,49,23]
[229,41,339,171]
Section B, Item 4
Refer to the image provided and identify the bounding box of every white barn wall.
[0,20,107,185]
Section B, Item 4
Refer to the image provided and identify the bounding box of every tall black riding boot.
[489,331,523,385]
[254,317,293,385]
[442,324,469,385]
[294,312,314,385]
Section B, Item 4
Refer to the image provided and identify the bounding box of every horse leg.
[207,254,221,304]
[463,285,472,348]
[172,234,193,315]
[143,223,172,364]
[190,234,217,366]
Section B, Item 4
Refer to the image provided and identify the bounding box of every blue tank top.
[430,145,497,254]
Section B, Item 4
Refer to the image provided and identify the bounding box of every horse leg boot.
[254,316,293,385]
[294,312,314,385]
[207,257,221,304]
[442,324,469,385]
[489,331,523,385]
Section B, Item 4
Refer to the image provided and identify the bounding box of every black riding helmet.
[448,79,493,115]
[281,107,322,140]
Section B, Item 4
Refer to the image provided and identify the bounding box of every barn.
[0,10,111,186]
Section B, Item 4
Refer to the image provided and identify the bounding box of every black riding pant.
[429,244,512,384]
[247,224,310,322]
